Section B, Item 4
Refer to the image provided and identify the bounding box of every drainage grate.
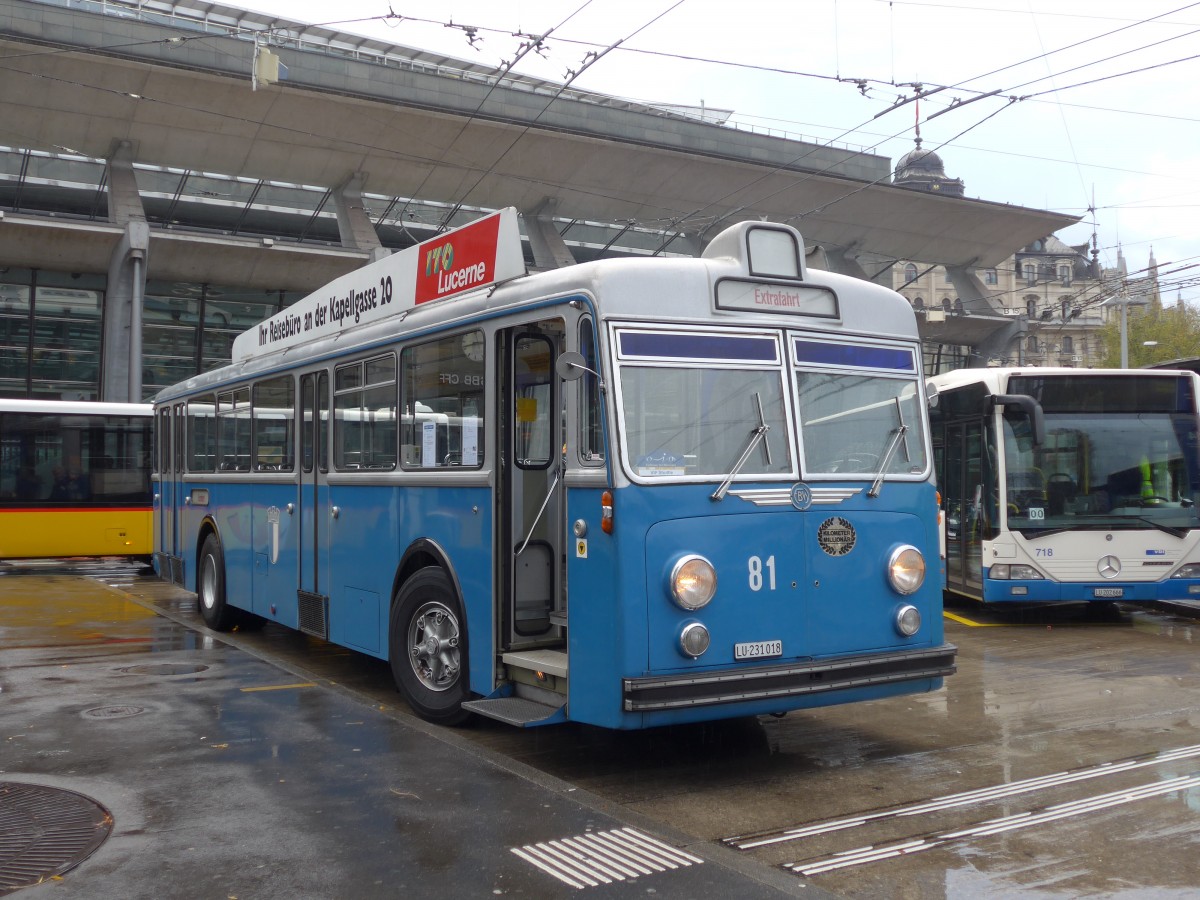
[80,706,146,720]
[119,664,209,676]
[511,827,702,890]
[0,783,113,892]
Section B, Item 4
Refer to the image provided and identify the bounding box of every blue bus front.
[564,325,954,729]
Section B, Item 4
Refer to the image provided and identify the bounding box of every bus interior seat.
[1046,473,1077,515]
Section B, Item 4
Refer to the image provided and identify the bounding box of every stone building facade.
[890,141,1160,370]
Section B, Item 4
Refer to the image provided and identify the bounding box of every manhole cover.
[0,782,112,892]
[118,663,209,676]
[80,706,146,720]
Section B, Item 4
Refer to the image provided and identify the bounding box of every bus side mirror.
[992,393,1045,446]
[925,380,939,409]
[556,351,587,381]
[556,351,604,389]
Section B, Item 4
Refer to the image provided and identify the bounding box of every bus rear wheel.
[197,534,238,631]
[389,568,470,725]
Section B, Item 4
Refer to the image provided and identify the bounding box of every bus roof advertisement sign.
[232,208,523,361]
[414,208,521,305]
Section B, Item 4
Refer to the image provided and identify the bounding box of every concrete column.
[521,199,575,270]
[333,174,383,253]
[102,223,150,401]
[944,265,1002,316]
[814,246,872,280]
[102,143,149,402]
[106,141,144,227]
[976,319,1027,368]
[943,265,1020,367]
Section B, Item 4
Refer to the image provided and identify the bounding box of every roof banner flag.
[233,207,524,361]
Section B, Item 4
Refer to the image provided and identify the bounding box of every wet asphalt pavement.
[9,563,1200,898]
[0,563,815,899]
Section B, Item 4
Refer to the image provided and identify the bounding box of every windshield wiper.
[711,392,772,502]
[868,397,910,499]
[1131,516,1188,539]
[1018,518,1188,539]
[1019,527,1073,539]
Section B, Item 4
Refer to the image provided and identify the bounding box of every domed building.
[893,140,965,198]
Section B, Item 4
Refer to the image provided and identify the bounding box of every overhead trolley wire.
[439,0,692,226]
[2,0,1196,272]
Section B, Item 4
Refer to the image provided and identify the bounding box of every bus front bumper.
[622,644,958,712]
[983,580,1200,603]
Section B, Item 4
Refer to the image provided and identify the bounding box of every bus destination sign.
[715,278,838,318]
[232,207,524,361]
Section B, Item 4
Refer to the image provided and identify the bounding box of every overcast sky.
[230,0,1200,305]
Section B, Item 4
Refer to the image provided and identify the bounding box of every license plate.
[735,639,783,660]
[1094,588,1124,598]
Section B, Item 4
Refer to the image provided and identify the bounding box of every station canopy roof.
[0,0,1077,283]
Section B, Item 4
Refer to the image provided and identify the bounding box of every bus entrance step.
[501,648,567,678]
[461,696,565,727]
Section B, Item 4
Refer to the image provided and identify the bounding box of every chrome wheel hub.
[408,602,461,692]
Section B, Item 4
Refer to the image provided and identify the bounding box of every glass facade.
[1,269,298,402]
[142,281,296,400]
[0,139,691,403]
[0,269,103,400]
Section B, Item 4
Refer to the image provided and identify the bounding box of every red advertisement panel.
[414,212,502,305]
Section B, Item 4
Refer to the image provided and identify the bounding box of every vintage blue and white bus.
[153,208,955,729]
[929,366,1200,605]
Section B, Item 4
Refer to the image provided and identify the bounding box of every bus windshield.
[619,364,792,478]
[615,328,929,482]
[797,373,926,476]
[1003,374,1200,534]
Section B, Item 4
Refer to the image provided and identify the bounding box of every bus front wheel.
[389,567,471,725]
[197,534,237,631]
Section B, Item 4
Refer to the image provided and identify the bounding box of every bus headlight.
[896,604,921,636]
[990,564,1045,580]
[679,622,711,658]
[1170,564,1200,579]
[887,545,925,595]
[670,555,717,610]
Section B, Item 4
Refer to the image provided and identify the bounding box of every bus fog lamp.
[895,604,921,636]
[670,555,717,610]
[887,546,925,595]
[679,622,711,658]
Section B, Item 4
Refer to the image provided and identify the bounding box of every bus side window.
[253,375,296,472]
[579,321,604,465]
[514,334,553,468]
[187,395,217,473]
[217,387,251,471]
[334,355,397,471]
[400,332,486,469]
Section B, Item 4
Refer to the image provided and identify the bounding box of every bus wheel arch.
[197,527,238,631]
[389,564,471,725]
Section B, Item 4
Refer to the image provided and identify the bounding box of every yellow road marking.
[240,682,317,693]
[942,611,1005,627]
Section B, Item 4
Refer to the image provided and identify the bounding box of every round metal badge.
[790,483,813,511]
[817,516,856,556]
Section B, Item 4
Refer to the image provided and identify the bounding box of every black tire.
[197,533,238,631]
[389,567,471,725]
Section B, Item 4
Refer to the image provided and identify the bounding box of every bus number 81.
[748,555,776,591]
